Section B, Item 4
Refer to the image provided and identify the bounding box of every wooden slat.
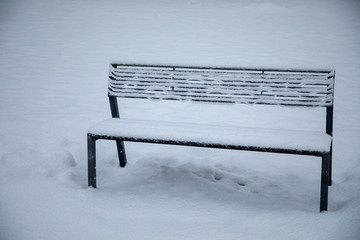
[109,79,331,92]
[112,69,330,85]
[109,80,331,98]
[109,89,332,107]
[109,76,332,93]
[112,63,334,74]
[109,83,330,100]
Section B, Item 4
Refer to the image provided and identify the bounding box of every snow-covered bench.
[87,63,335,212]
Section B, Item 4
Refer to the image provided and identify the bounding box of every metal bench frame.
[88,63,335,212]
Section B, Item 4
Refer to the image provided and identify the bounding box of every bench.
[87,63,335,212]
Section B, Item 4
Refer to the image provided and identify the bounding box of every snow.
[89,118,332,153]
[1,0,360,239]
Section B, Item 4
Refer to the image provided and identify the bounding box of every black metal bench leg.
[116,140,127,167]
[88,135,96,188]
[320,152,330,212]
[329,145,333,186]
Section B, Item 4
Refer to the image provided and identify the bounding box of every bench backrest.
[109,63,335,107]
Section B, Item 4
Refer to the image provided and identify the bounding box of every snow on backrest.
[108,64,335,107]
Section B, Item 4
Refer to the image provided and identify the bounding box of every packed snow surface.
[1,0,360,239]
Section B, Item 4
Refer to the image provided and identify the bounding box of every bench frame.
[88,63,335,212]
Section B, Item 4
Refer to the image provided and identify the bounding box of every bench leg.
[320,152,330,212]
[329,144,333,186]
[116,140,127,167]
[88,135,96,188]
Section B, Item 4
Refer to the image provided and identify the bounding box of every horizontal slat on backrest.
[108,64,335,107]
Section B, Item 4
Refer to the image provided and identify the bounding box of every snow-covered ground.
[1,0,359,239]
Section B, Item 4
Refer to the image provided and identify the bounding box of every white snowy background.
[1,0,359,239]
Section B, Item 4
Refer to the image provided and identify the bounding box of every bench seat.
[88,118,331,156]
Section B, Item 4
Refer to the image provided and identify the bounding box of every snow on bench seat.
[88,118,332,155]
